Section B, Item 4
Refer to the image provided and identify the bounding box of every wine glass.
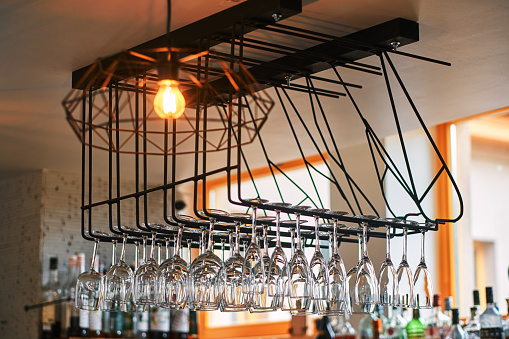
[102,234,133,310]
[241,206,263,307]
[158,225,188,309]
[266,203,291,309]
[287,206,313,314]
[413,229,433,308]
[189,219,224,311]
[75,238,102,310]
[222,222,247,311]
[281,226,295,312]
[378,218,399,306]
[133,233,159,306]
[251,224,278,312]
[354,217,379,308]
[396,224,414,308]
[309,211,329,302]
[346,227,373,314]
[319,219,347,315]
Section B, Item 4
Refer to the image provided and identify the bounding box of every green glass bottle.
[407,309,425,339]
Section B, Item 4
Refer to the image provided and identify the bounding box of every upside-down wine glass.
[133,233,159,306]
[267,203,291,309]
[396,225,413,308]
[281,226,295,312]
[76,238,102,310]
[319,219,347,315]
[102,234,133,311]
[158,225,188,309]
[378,219,399,306]
[309,211,329,304]
[355,217,379,310]
[242,206,263,307]
[413,228,433,308]
[346,229,371,314]
[251,225,278,312]
[288,207,312,314]
[222,222,247,311]
[189,219,224,311]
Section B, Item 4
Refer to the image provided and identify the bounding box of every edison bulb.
[153,79,186,119]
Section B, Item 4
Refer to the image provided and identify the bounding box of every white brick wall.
[0,168,178,339]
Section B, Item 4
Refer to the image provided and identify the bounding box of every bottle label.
[150,308,170,331]
[138,311,149,332]
[480,327,504,339]
[425,326,442,339]
[42,305,56,328]
[171,309,189,333]
[89,310,102,331]
[79,310,90,328]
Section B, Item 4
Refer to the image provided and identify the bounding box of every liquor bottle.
[136,308,150,338]
[150,306,171,338]
[360,311,378,339]
[123,310,134,339]
[89,309,103,338]
[465,307,481,339]
[480,287,504,339]
[504,299,509,339]
[101,310,111,338]
[466,291,481,325]
[315,316,335,339]
[426,294,452,339]
[407,309,425,339]
[446,309,466,339]
[445,297,454,321]
[109,311,124,338]
[76,253,89,338]
[42,257,63,339]
[79,309,90,337]
[189,310,198,338]
[386,307,408,339]
[64,254,81,338]
[333,313,356,339]
[170,309,190,339]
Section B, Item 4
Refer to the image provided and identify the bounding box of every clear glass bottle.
[464,307,481,339]
[446,309,466,339]
[480,287,504,339]
[407,309,425,339]
[504,299,509,339]
[334,313,357,339]
[42,257,63,339]
[386,307,408,339]
[466,290,481,326]
[360,312,378,339]
[170,309,190,339]
[426,294,452,339]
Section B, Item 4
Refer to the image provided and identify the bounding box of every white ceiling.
[1,0,508,178]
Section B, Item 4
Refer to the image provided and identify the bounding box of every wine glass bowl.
[413,229,433,308]
[75,238,102,311]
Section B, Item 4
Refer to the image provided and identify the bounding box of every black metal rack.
[62,0,463,250]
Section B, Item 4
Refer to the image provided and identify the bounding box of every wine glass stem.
[314,216,320,252]
[120,236,127,263]
[221,239,225,262]
[263,225,269,254]
[357,234,362,261]
[296,214,302,250]
[90,239,99,271]
[276,210,281,248]
[333,220,338,254]
[165,239,169,260]
[149,233,156,260]
[207,219,215,252]
[403,228,408,261]
[142,236,147,263]
[234,223,240,255]
[175,226,182,257]
[362,224,368,258]
[420,231,425,263]
[134,242,139,270]
[111,240,117,266]
[251,206,257,244]
[385,226,391,260]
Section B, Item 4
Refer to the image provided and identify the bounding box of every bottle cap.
[50,257,58,270]
[444,296,453,311]
[433,294,441,306]
[486,286,494,304]
[473,290,480,305]
[452,308,460,324]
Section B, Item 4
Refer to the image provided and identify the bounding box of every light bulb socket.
[157,53,180,81]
